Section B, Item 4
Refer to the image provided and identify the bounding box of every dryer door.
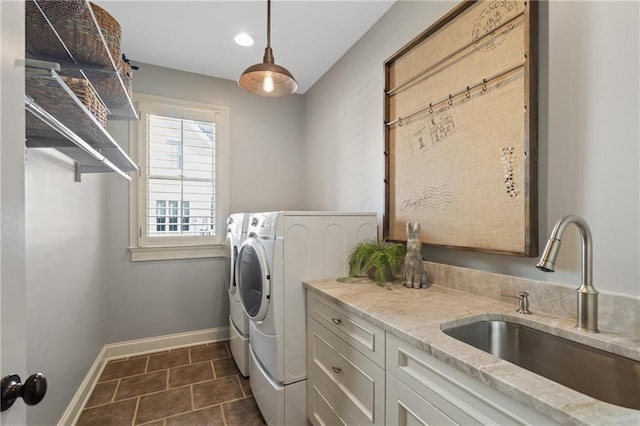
[224,233,241,296]
[237,237,271,322]
[224,234,235,294]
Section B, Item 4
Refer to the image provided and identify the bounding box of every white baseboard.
[58,327,229,426]
[105,326,230,360]
[58,346,108,426]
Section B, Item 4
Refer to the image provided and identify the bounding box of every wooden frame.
[384,0,538,256]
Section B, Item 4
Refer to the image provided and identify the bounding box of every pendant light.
[238,0,298,97]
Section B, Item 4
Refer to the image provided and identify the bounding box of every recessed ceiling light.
[234,33,254,47]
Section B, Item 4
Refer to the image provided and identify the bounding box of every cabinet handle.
[331,318,342,325]
[331,366,342,374]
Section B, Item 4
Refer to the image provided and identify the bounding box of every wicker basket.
[60,76,108,127]
[91,56,133,109]
[26,1,121,68]
[35,0,88,21]
[90,2,121,64]
[118,58,134,105]
[27,73,108,128]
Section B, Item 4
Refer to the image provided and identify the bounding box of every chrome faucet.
[536,215,599,332]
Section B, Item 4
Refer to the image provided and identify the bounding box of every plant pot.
[367,265,396,283]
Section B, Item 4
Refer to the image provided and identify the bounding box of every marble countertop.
[304,278,640,426]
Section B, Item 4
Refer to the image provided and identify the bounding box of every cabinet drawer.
[386,333,555,425]
[307,292,385,367]
[308,318,385,426]
[307,371,359,426]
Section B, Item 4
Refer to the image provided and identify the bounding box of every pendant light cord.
[263,0,274,64]
[266,0,271,49]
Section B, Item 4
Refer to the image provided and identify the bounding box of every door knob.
[1,373,47,411]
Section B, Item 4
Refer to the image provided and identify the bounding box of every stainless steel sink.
[442,320,640,410]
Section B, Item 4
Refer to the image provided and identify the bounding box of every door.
[236,237,270,322]
[1,0,27,423]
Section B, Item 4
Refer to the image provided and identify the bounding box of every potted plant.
[343,240,407,286]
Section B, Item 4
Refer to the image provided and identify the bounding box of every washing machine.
[224,213,250,376]
[236,211,377,426]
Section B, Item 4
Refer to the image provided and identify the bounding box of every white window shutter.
[145,114,216,238]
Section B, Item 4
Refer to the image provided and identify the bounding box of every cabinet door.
[386,373,459,426]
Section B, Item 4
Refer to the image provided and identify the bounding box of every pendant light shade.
[238,0,298,97]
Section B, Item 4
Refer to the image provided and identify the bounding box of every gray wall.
[304,1,640,298]
[25,150,108,425]
[105,63,307,343]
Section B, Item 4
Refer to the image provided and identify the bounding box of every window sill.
[129,244,225,262]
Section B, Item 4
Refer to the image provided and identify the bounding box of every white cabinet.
[306,291,557,426]
[307,292,386,426]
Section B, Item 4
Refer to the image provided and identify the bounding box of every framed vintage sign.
[384,0,538,256]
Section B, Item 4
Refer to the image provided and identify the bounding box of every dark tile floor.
[77,342,266,425]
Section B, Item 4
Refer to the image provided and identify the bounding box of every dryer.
[236,211,377,426]
[224,213,250,376]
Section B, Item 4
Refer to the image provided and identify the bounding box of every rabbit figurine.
[402,222,430,288]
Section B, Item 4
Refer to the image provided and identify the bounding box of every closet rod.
[386,10,525,96]
[25,95,131,181]
[386,62,525,128]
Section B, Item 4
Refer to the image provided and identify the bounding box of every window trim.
[129,93,229,262]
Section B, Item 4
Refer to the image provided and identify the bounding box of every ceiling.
[96,0,396,94]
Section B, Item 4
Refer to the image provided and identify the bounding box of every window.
[129,94,228,261]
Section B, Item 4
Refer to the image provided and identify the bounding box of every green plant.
[344,240,407,286]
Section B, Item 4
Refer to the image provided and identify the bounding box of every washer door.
[237,237,271,322]
[223,234,237,295]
